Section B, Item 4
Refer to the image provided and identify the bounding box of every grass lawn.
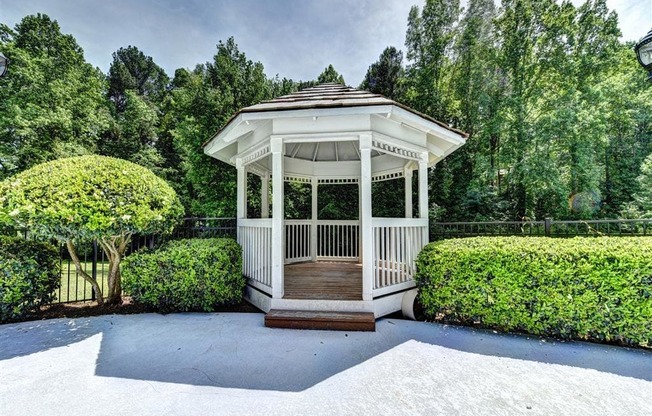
[56,261,110,303]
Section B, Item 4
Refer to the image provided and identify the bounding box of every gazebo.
[203,83,466,329]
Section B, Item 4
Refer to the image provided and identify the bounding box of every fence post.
[91,240,98,301]
[545,217,553,236]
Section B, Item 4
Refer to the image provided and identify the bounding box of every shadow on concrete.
[87,313,652,392]
[0,318,104,361]
[2,313,650,392]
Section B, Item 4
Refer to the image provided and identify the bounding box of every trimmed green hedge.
[122,238,244,313]
[415,237,652,347]
[0,236,60,321]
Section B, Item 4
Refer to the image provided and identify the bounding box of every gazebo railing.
[238,218,273,292]
[285,219,360,263]
[317,220,359,261]
[372,218,427,296]
[285,220,312,263]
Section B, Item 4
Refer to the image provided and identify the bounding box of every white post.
[359,134,373,301]
[261,173,269,219]
[311,177,318,261]
[404,167,413,219]
[271,137,284,299]
[418,153,429,247]
[236,160,247,220]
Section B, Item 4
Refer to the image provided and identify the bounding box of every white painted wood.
[244,284,272,313]
[205,85,468,317]
[271,298,374,313]
[373,280,417,298]
[285,220,312,263]
[261,173,269,218]
[373,288,415,318]
[372,131,427,158]
[370,217,427,293]
[359,134,373,302]
[236,160,246,220]
[238,219,272,289]
[405,168,413,219]
[419,154,429,247]
[311,177,318,261]
[316,220,359,260]
[231,140,270,166]
[271,137,284,299]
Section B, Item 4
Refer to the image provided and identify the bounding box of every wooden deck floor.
[284,262,362,300]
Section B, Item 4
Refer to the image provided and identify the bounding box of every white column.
[236,159,247,220]
[359,134,373,301]
[418,153,429,247]
[310,177,318,261]
[404,167,413,219]
[261,173,269,219]
[271,137,284,299]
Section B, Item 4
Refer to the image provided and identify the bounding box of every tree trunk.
[98,234,131,306]
[66,240,104,305]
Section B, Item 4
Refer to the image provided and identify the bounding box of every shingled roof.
[216,83,467,140]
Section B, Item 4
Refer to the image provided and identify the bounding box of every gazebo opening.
[203,83,466,319]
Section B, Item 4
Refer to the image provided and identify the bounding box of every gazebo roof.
[204,83,467,169]
[240,83,467,138]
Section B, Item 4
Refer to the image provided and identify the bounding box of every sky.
[1,0,650,86]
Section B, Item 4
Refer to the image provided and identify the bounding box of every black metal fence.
[430,218,652,240]
[28,216,652,304]
[54,217,237,304]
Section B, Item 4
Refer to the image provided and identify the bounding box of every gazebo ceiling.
[203,83,467,170]
[285,141,382,162]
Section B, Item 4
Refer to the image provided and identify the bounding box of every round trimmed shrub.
[415,236,652,348]
[0,236,60,321]
[0,155,184,305]
[122,238,244,313]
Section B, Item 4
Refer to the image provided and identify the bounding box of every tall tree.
[360,46,404,99]
[101,45,170,175]
[404,0,460,121]
[0,14,110,180]
[107,45,169,112]
[167,38,272,216]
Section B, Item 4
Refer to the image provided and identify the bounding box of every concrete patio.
[0,313,650,415]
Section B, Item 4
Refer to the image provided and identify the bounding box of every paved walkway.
[0,313,650,415]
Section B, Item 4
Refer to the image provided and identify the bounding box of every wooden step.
[265,309,375,332]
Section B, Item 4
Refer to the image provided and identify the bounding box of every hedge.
[415,237,652,347]
[0,236,60,322]
[122,238,244,313]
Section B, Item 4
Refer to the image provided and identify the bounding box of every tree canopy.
[1,5,651,222]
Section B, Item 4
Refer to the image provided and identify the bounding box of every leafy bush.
[0,236,60,321]
[0,155,184,305]
[415,237,652,347]
[122,238,244,313]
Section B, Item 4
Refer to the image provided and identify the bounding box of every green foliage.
[0,155,184,241]
[631,153,652,216]
[0,236,60,321]
[415,237,652,347]
[317,64,345,85]
[0,14,111,180]
[165,37,273,216]
[122,238,244,312]
[3,6,652,222]
[107,45,169,112]
[360,46,404,100]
